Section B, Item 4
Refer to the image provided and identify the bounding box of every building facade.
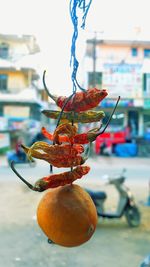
[0,34,47,152]
[84,38,150,140]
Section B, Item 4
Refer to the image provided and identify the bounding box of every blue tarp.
[144,133,150,141]
[114,143,138,157]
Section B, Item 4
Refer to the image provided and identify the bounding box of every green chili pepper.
[42,110,105,123]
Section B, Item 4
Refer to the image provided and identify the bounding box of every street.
[1,155,150,184]
[0,154,150,267]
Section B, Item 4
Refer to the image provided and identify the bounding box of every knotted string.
[69,0,92,172]
[45,1,93,174]
[69,0,92,93]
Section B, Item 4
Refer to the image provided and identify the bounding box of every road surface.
[0,155,150,267]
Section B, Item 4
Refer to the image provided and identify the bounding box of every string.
[69,0,92,172]
[69,0,92,93]
[46,1,93,174]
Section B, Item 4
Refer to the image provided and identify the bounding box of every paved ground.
[0,154,150,267]
[1,154,150,183]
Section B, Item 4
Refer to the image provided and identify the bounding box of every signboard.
[101,99,134,108]
[0,133,10,149]
[102,63,143,98]
[4,106,30,119]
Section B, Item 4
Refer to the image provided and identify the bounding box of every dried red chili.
[42,124,77,144]
[41,127,68,143]
[57,88,108,112]
[27,141,84,157]
[42,126,102,145]
[53,123,77,144]
[34,165,90,191]
[42,85,108,112]
[21,143,86,168]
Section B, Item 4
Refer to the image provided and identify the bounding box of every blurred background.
[0,0,150,157]
[0,1,150,267]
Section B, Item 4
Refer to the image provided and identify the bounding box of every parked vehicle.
[86,168,141,227]
[6,131,48,166]
[6,150,36,166]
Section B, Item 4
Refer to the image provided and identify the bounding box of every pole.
[92,32,97,87]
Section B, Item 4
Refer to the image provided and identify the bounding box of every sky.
[0,0,150,95]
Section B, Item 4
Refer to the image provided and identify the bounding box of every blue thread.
[69,0,92,93]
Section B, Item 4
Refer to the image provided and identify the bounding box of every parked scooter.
[86,169,141,227]
[6,132,48,166]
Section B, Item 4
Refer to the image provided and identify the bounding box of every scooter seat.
[86,189,107,200]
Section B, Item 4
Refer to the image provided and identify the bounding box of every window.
[143,73,150,95]
[144,49,150,58]
[88,72,102,87]
[0,74,8,91]
[131,48,138,57]
[0,43,9,59]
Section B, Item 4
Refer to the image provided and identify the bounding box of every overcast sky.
[0,0,150,95]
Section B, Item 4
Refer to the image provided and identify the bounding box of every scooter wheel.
[124,206,141,227]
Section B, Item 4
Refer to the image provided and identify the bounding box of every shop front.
[0,101,43,151]
[95,98,143,156]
